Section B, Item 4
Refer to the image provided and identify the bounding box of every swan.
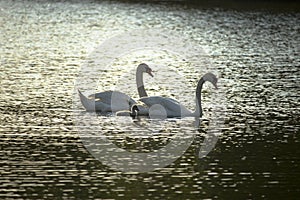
[78,63,153,112]
[131,72,218,118]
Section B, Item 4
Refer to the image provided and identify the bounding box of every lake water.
[1,0,299,199]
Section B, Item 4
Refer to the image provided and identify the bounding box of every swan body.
[132,72,218,118]
[78,63,153,112]
[139,96,192,117]
[78,90,136,112]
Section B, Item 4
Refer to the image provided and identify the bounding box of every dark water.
[1,0,299,199]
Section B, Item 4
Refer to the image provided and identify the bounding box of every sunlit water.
[1,0,299,199]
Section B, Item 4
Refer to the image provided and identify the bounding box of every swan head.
[130,104,139,118]
[203,72,218,89]
[138,63,154,77]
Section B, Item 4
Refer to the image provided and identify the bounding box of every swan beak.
[148,70,154,77]
[214,83,218,89]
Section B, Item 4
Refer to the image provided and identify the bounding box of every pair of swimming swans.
[78,63,218,118]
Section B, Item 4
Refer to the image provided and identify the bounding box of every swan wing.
[163,97,180,104]
[80,90,135,112]
[88,91,128,103]
[89,91,137,111]
[78,90,110,112]
[139,96,191,117]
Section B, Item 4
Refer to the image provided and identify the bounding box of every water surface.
[0,0,299,199]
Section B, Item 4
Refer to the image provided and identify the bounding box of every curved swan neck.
[136,66,148,97]
[194,77,205,117]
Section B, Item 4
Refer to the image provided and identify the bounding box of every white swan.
[132,72,218,118]
[78,63,153,112]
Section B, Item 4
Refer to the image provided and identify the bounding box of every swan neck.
[195,77,205,117]
[136,66,148,97]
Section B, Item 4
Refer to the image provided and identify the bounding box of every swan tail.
[78,89,96,111]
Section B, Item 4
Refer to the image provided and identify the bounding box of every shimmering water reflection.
[0,0,299,199]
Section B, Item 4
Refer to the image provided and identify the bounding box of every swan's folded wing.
[163,97,180,104]
[159,98,191,116]
[88,91,136,107]
[139,96,180,108]
[139,96,192,117]
[88,91,113,103]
